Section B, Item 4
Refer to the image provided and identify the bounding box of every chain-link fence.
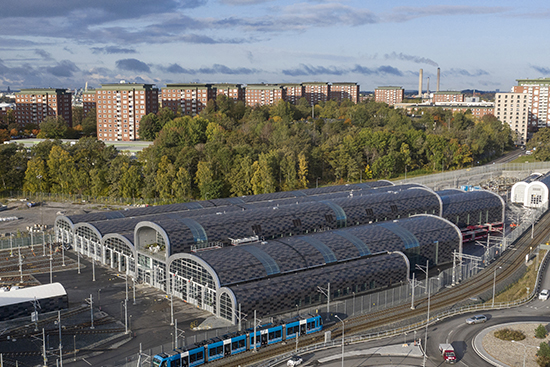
[0,230,56,250]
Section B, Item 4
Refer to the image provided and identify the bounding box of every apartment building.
[514,78,550,128]
[14,88,72,126]
[432,91,464,103]
[494,92,529,145]
[281,84,304,104]
[330,83,360,104]
[162,84,216,116]
[303,82,330,105]
[245,84,285,107]
[93,83,159,142]
[374,86,404,105]
[83,90,96,116]
[212,84,245,102]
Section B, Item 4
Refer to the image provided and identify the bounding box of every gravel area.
[483,323,550,367]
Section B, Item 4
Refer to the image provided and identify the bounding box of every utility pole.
[58,311,63,367]
[317,282,330,321]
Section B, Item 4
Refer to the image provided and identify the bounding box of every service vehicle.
[439,343,456,363]
[540,289,549,300]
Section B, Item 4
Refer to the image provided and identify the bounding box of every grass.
[510,155,541,164]
[490,251,545,304]
[494,328,526,341]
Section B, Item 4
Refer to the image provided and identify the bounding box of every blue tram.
[152,314,323,367]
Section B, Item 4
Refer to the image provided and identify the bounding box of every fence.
[0,230,56,251]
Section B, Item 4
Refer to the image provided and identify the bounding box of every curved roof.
[61,181,400,227]
[0,283,67,308]
[437,189,504,225]
[229,252,409,318]
[193,215,460,286]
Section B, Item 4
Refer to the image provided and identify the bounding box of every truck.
[439,343,456,364]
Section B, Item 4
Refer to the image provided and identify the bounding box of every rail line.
[210,209,550,367]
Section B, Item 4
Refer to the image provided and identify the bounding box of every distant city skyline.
[1,0,550,91]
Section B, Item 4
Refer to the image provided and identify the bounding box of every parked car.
[539,289,549,301]
[466,315,487,324]
[287,355,303,367]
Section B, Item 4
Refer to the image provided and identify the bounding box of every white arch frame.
[525,182,550,208]
[102,233,137,275]
[410,213,463,257]
[73,222,103,260]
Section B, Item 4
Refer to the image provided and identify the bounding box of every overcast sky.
[1,0,550,92]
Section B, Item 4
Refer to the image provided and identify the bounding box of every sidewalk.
[317,343,423,363]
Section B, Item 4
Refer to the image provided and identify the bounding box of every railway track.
[211,209,550,367]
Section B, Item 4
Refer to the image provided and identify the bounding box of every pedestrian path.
[317,343,423,363]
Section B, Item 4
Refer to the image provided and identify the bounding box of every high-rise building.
[281,83,304,104]
[14,88,72,126]
[211,84,245,102]
[162,84,216,116]
[83,90,96,116]
[329,83,359,104]
[93,83,159,141]
[303,82,330,105]
[374,86,404,105]
[514,78,550,128]
[494,92,529,145]
[245,84,285,107]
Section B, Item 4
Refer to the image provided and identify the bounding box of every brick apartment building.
[303,82,330,105]
[281,84,304,104]
[374,86,404,105]
[245,84,285,107]
[212,84,245,102]
[432,91,464,103]
[161,84,216,116]
[15,88,72,126]
[88,83,159,141]
[329,82,359,104]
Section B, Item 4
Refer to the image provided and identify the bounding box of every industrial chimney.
[427,77,430,95]
[418,69,423,97]
[437,68,440,92]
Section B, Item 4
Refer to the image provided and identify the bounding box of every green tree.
[81,108,97,136]
[195,161,222,199]
[228,155,254,197]
[38,116,69,139]
[47,145,75,193]
[155,156,176,199]
[172,167,193,200]
[23,157,49,193]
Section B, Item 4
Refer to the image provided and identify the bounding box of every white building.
[494,92,529,145]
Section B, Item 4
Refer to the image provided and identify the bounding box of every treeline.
[0,96,513,201]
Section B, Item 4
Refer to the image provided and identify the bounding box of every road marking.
[447,328,455,344]
[82,358,92,365]
[460,361,469,367]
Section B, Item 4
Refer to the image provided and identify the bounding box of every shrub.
[494,328,526,341]
[536,325,548,339]
[538,343,550,367]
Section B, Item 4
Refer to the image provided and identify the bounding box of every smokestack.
[418,69,423,97]
[85,82,88,92]
[427,77,430,95]
[437,68,440,92]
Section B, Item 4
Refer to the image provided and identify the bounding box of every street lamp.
[335,315,344,367]
[415,260,430,367]
[512,340,539,367]
[492,266,502,307]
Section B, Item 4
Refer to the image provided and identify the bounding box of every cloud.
[531,66,550,75]
[91,46,137,54]
[384,52,438,67]
[0,38,41,47]
[116,58,151,73]
[157,63,260,75]
[387,5,509,22]
[219,0,273,4]
[46,60,80,77]
[34,49,53,60]
[446,68,489,77]
[282,64,348,76]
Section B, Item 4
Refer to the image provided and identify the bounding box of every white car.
[287,355,303,367]
[539,289,549,300]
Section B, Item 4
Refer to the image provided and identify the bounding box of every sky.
[1,0,550,92]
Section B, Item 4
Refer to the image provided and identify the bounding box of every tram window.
[276,330,281,338]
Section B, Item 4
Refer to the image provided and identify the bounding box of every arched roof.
[102,233,137,258]
[167,253,222,290]
[193,215,460,287]
[73,222,103,241]
[229,252,409,318]
[437,189,505,224]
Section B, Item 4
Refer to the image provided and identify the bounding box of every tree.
[155,156,176,199]
[47,145,75,193]
[297,153,308,189]
[38,116,69,139]
[195,161,222,199]
[172,167,193,200]
[72,106,84,128]
[138,113,160,141]
[23,157,49,193]
[228,155,254,197]
[81,108,97,136]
